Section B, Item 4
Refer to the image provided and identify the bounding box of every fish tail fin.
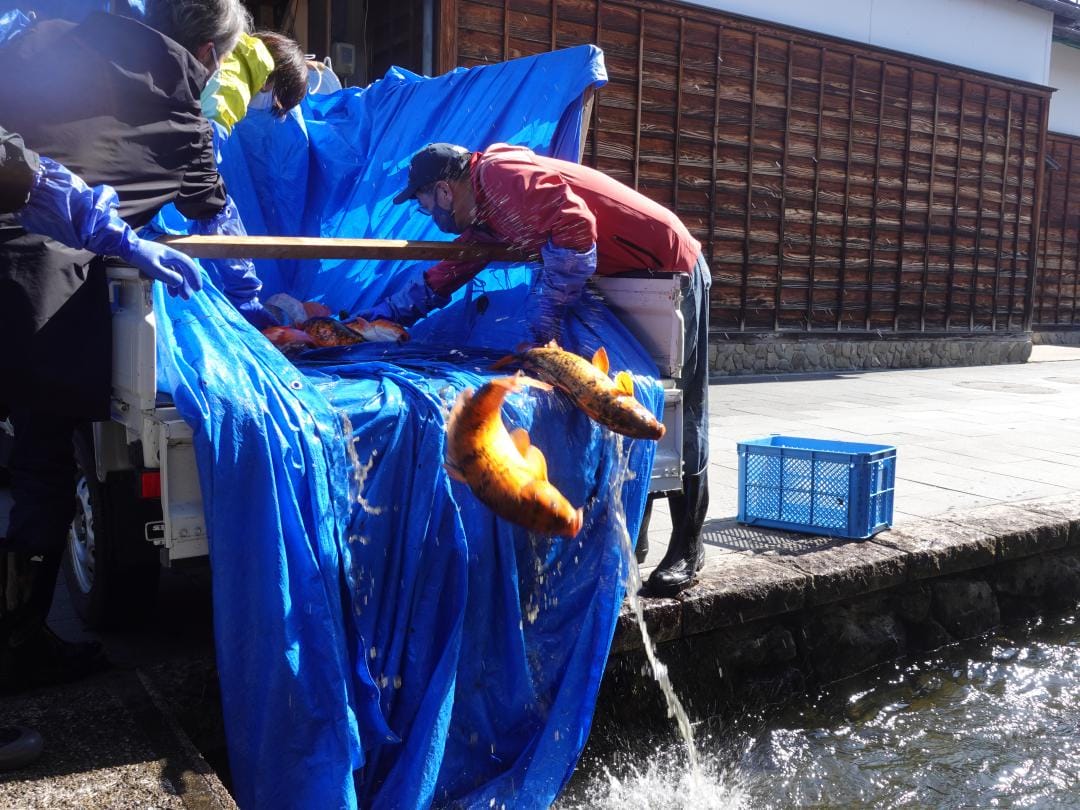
[445,386,474,436]
[491,354,516,370]
[614,370,635,397]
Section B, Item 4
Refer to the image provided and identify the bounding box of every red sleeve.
[479,151,596,253]
[422,226,492,297]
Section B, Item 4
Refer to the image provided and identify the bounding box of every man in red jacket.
[374,142,712,597]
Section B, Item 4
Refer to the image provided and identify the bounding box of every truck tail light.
[139,471,162,499]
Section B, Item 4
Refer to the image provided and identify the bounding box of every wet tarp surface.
[154,46,661,809]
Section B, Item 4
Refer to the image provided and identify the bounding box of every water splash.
[562,744,748,809]
[606,433,700,772]
[341,413,384,515]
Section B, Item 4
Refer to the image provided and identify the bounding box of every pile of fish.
[445,341,664,537]
[260,293,409,354]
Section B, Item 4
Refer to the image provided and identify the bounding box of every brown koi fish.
[495,342,665,440]
[445,375,584,538]
[301,316,366,347]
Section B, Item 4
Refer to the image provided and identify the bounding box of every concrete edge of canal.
[600,493,1080,733]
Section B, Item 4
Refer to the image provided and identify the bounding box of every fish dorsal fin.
[545,339,560,350]
[511,428,549,480]
[524,444,549,482]
[510,427,531,456]
[591,346,610,375]
[491,354,516,371]
[443,463,468,484]
[614,370,635,398]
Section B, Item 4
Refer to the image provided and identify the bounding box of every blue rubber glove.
[236,299,280,330]
[17,156,202,299]
[359,272,449,327]
[528,240,597,343]
[191,194,276,326]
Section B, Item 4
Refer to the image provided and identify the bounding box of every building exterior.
[261,0,1080,369]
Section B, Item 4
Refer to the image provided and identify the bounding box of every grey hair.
[146,0,252,60]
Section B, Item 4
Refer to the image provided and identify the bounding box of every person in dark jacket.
[0,2,246,690]
[379,142,712,597]
[0,125,201,761]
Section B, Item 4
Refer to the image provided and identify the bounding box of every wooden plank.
[838,54,855,330]
[806,46,825,330]
[991,90,1012,330]
[865,61,886,331]
[894,67,914,332]
[591,1,602,169]
[741,31,759,331]
[674,17,685,214]
[920,73,939,332]
[708,26,723,268]
[634,8,645,190]
[1057,138,1072,325]
[1008,93,1028,329]
[775,40,792,331]
[945,78,966,330]
[439,0,458,73]
[971,88,991,330]
[159,235,530,262]
[502,0,510,59]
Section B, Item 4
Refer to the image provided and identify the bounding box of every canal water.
[561,610,1080,808]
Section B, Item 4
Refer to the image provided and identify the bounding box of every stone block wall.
[1032,329,1080,346]
[708,334,1032,376]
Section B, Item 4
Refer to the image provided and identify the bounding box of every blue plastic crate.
[737,436,896,539]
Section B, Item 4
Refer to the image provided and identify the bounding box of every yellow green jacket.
[200,33,275,134]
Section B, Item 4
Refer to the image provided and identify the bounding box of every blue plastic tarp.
[154,45,662,809]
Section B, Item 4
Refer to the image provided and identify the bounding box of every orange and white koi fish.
[445,375,583,537]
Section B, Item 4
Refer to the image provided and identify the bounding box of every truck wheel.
[64,426,160,629]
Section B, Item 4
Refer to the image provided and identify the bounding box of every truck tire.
[64,426,161,629]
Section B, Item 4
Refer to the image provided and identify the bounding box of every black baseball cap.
[392,143,472,205]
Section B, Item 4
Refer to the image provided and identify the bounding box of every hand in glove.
[17,156,203,299]
[528,240,597,343]
[192,195,263,307]
[236,299,281,330]
[358,272,449,327]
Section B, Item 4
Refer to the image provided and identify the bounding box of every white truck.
[0,243,689,627]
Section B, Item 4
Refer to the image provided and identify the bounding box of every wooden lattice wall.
[439,0,1051,333]
[1034,131,1080,329]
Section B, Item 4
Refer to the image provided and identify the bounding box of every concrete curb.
[612,494,1080,654]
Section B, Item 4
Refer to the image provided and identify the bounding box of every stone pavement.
[640,344,1080,576]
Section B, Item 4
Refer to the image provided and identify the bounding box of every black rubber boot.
[635,495,654,565]
[0,726,43,771]
[644,472,709,598]
[0,553,106,693]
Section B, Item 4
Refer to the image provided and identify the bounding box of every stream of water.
[562,610,1080,808]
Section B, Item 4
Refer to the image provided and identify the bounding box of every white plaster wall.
[680,0,1053,85]
[1050,41,1080,136]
